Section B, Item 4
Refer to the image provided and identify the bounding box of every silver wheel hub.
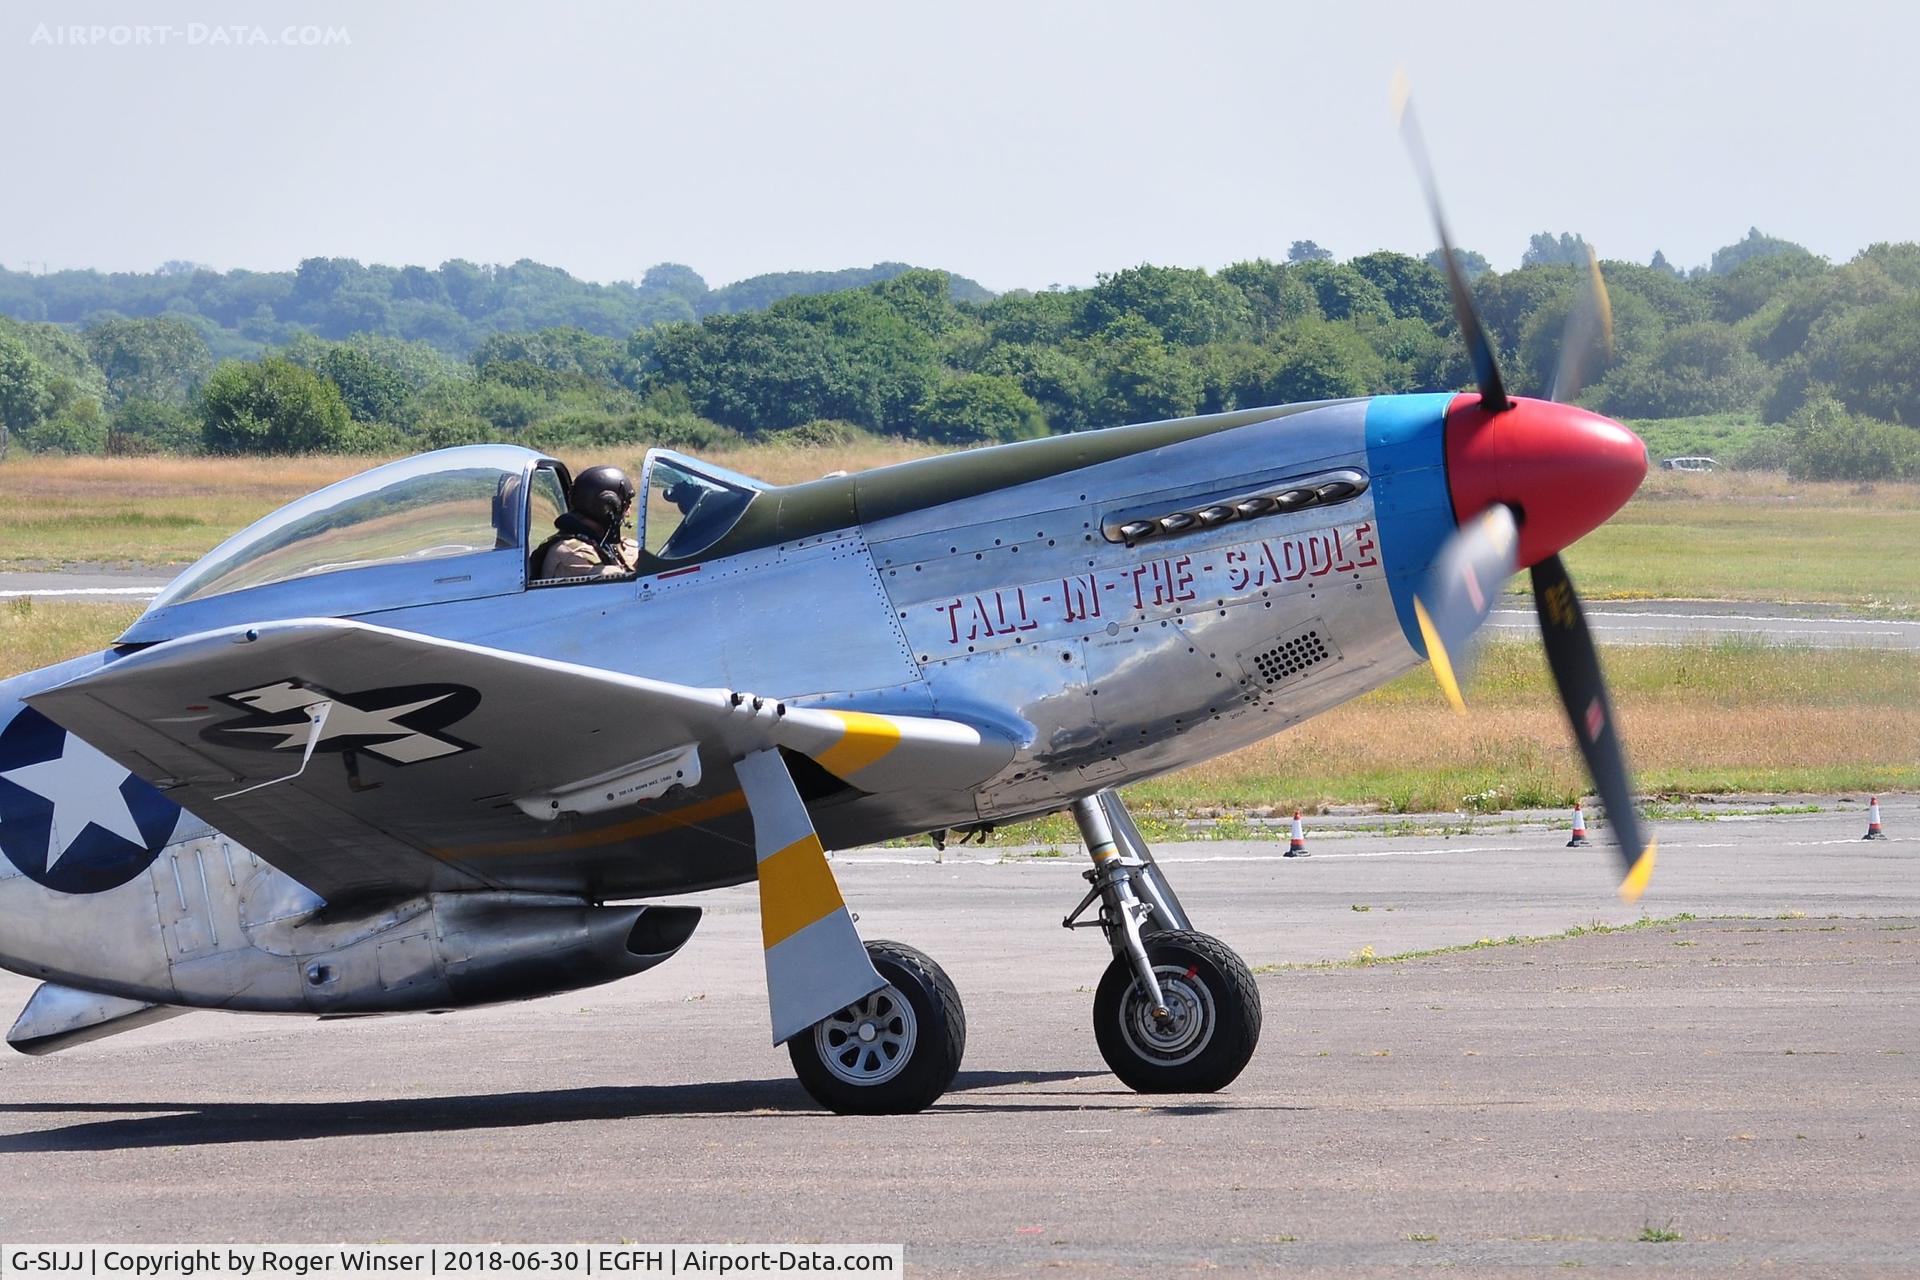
[1118,964,1215,1066]
[815,983,917,1087]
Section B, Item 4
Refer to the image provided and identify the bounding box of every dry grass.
[16,445,1897,507]
[0,455,385,568]
[0,599,144,677]
[1138,702,1918,815]
[1633,468,1920,508]
[642,439,943,486]
[0,443,945,567]
[2,453,380,502]
[0,441,945,498]
[1127,640,1920,813]
[6,445,1917,606]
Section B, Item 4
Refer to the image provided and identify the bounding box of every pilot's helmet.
[570,465,635,529]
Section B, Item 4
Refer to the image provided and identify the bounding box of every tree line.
[0,230,1916,478]
[0,257,992,361]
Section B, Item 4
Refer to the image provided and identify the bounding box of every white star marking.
[0,733,149,873]
[227,691,463,762]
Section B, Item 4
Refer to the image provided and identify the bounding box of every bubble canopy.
[141,445,548,615]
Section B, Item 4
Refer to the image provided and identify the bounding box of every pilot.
[536,464,641,579]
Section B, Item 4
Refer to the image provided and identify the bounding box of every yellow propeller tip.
[1490,514,1518,558]
[1390,69,1411,121]
[1413,597,1469,716]
[1585,246,1616,358]
[1617,838,1658,904]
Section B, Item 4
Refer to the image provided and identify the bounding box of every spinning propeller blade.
[1530,554,1658,902]
[1413,504,1520,714]
[1393,71,1509,413]
[1395,74,1655,900]
[1550,246,1616,404]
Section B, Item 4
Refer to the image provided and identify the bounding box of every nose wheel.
[1094,929,1261,1092]
[1067,790,1261,1093]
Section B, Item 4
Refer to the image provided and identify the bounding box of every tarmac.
[0,797,1915,1274]
[1485,598,1920,650]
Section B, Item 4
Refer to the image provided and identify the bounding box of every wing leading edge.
[29,619,1014,903]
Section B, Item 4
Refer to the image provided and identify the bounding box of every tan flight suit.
[538,535,639,580]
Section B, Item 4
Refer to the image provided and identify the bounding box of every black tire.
[787,939,965,1115]
[1094,929,1261,1093]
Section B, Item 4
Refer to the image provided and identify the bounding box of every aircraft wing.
[27,618,1014,904]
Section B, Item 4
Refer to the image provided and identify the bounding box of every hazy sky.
[2,1,1912,291]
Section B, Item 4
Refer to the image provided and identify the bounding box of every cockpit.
[151,447,535,608]
[639,453,760,561]
[121,445,764,645]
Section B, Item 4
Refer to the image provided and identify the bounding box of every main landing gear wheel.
[788,939,965,1115]
[1094,930,1261,1093]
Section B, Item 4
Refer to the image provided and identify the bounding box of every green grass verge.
[1561,498,1920,608]
[1625,412,1763,464]
[1251,913,1701,974]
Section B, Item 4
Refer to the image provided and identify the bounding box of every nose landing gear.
[1064,790,1261,1093]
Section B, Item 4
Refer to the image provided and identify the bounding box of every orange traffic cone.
[1864,797,1887,841]
[1567,803,1591,848]
[1285,810,1310,858]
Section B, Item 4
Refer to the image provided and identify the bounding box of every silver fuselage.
[0,395,1458,1014]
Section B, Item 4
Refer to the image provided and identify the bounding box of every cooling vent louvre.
[1240,624,1338,692]
[1101,467,1369,545]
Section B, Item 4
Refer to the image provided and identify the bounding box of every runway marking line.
[0,587,162,598]
[839,833,1912,866]
[1488,608,1916,628]
[1154,834,1912,862]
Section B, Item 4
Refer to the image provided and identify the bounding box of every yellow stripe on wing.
[440,789,749,859]
[812,711,903,780]
[758,833,848,950]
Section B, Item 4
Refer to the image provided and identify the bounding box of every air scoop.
[1445,394,1648,568]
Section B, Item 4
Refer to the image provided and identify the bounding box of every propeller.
[1395,76,1655,903]
[1550,246,1615,404]
[1530,553,1658,901]
[1411,503,1518,713]
[1392,72,1508,414]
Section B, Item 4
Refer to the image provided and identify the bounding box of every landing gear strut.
[1064,790,1260,1092]
[735,747,964,1115]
